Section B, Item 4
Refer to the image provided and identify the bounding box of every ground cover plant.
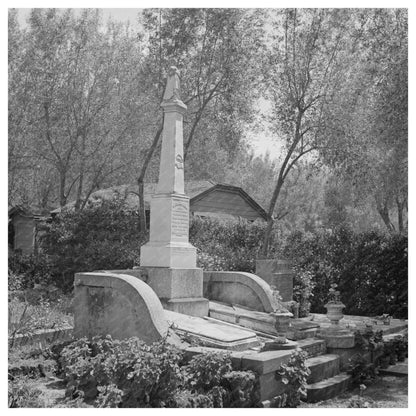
[58,335,260,408]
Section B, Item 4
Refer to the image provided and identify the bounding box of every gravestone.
[140,66,209,317]
[255,259,294,302]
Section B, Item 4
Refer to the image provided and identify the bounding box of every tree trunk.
[137,119,164,232]
[396,196,406,234]
[74,132,86,211]
[260,176,284,257]
[59,169,67,207]
[375,196,395,233]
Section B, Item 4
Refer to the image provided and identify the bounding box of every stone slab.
[208,301,279,335]
[163,297,209,317]
[306,373,351,403]
[379,360,408,377]
[297,338,327,357]
[140,241,197,269]
[164,310,259,350]
[143,267,203,299]
[306,354,340,384]
[319,331,355,348]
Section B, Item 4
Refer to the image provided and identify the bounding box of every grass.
[299,375,408,408]
[9,296,73,336]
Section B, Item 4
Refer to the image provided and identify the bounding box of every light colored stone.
[203,271,278,312]
[163,297,209,317]
[140,67,198,271]
[145,267,203,299]
[255,259,294,301]
[164,310,259,350]
[73,272,169,344]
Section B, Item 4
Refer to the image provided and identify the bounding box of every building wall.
[191,189,263,221]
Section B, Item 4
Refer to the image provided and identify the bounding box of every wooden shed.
[52,180,270,222]
[8,206,50,254]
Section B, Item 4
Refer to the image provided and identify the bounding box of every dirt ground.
[299,375,408,408]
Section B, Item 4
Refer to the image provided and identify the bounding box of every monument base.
[162,297,209,317]
[140,242,197,268]
[141,266,208,317]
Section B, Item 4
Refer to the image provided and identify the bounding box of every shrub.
[274,350,310,407]
[8,251,53,290]
[348,354,378,386]
[39,196,146,291]
[282,226,408,318]
[59,336,259,408]
[190,216,277,273]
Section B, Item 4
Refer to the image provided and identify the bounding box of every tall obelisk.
[140,67,208,317]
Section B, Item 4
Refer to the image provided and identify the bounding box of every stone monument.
[140,66,209,317]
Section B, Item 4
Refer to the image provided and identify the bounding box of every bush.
[38,196,146,291]
[282,226,408,318]
[8,251,53,290]
[59,335,259,408]
[274,350,310,407]
[190,216,277,273]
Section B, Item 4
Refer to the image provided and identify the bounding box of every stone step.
[305,373,351,403]
[297,338,327,357]
[306,354,340,384]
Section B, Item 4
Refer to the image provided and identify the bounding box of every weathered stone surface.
[319,328,355,348]
[208,301,277,334]
[255,259,294,301]
[305,373,351,403]
[144,267,203,299]
[297,338,327,357]
[203,271,277,312]
[306,354,340,384]
[140,67,198,270]
[163,297,209,317]
[74,272,168,344]
[164,310,258,350]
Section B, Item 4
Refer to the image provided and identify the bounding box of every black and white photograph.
[6,3,409,409]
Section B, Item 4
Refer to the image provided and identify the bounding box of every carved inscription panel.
[171,199,189,238]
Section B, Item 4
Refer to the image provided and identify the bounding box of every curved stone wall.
[74,272,168,344]
[203,271,278,313]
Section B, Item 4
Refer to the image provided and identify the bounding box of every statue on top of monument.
[163,66,181,102]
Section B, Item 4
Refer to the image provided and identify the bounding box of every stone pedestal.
[143,267,208,317]
[255,259,294,302]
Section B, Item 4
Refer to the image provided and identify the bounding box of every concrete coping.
[203,271,278,313]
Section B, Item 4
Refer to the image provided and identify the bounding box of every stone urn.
[324,302,345,325]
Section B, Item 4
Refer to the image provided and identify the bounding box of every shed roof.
[51,180,269,221]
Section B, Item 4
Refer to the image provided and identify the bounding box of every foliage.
[282,226,408,318]
[292,268,315,317]
[354,329,383,352]
[39,196,145,291]
[58,335,259,408]
[327,283,341,303]
[190,216,277,273]
[8,297,73,348]
[379,334,408,367]
[8,251,53,289]
[274,350,310,407]
[348,354,378,386]
[8,376,47,408]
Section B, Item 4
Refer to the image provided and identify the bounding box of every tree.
[260,9,352,256]
[322,9,408,234]
[135,8,266,231]
[9,9,148,210]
